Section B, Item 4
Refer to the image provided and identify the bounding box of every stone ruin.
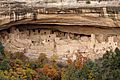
[0,26,119,61]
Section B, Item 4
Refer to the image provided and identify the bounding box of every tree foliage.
[0,42,120,80]
[0,42,5,60]
[95,48,120,80]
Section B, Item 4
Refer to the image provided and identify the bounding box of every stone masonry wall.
[0,27,119,60]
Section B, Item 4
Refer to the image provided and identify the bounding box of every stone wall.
[0,27,119,60]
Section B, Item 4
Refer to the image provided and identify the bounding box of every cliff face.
[0,14,120,61]
[0,14,120,31]
[0,19,120,61]
[36,14,120,27]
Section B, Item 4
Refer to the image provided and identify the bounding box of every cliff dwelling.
[0,0,120,61]
[0,0,120,80]
[0,21,120,60]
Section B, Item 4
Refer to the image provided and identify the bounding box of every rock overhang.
[0,15,120,31]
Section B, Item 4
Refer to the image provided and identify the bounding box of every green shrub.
[62,64,78,80]
[0,42,4,54]
[0,59,11,70]
[9,52,28,62]
[39,73,48,80]
[62,60,96,80]
[37,53,48,66]
[95,48,120,80]
[0,76,8,80]
[86,0,91,4]
[0,42,5,60]
[50,54,58,62]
